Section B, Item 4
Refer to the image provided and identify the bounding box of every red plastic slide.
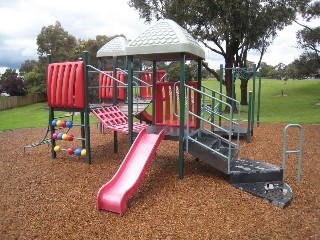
[97,128,165,216]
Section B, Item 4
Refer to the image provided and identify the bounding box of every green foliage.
[75,35,116,66]
[128,0,310,101]
[297,1,320,63]
[19,60,37,76]
[267,69,279,79]
[297,26,320,60]
[24,67,46,95]
[260,62,274,78]
[286,52,320,79]
[0,69,27,96]
[168,62,192,82]
[36,21,78,63]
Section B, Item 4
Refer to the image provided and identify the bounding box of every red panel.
[99,73,103,99]
[141,70,166,99]
[117,72,125,100]
[47,65,54,106]
[156,70,166,82]
[140,71,152,99]
[61,64,71,107]
[99,71,112,99]
[154,82,198,127]
[67,64,76,106]
[99,71,126,101]
[55,65,64,106]
[47,61,84,108]
[75,62,84,108]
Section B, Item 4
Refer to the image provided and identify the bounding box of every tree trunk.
[240,79,248,105]
[224,40,238,113]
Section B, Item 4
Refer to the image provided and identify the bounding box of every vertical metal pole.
[211,91,215,132]
[47,54,56,159]
[231,69,235,121]
[257,68,262,127]
[246,91,252,143]
[179,53,186,179]
[297,127,303,182]
[197,59,202,129]
[251,64,256,131]
[127,55,134,147]
[82,51,91,164]
[152,61,157,125]
[219,64,223,126]
[112,56,118,153]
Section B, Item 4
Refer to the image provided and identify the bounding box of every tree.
[0,69,27,96]
[296,1,320,63]
[286,52,319,79]
[33,21,78,95]
[24,66,46,95]
[74,35,116,66]
[37,21,78,63]
[19,60,37,77]
[260,62,274,78]
[168,62,192,82]
[129,0,310,110]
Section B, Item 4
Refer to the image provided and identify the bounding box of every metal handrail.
[185,85,240,174]
[88,65,127,86]
[172,81,180,118]
[282,124,303,182]
[201,85,241,146]
[116,68,152,87]
[87,65,143,114]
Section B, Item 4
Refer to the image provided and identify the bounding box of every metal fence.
[0,95,47,111]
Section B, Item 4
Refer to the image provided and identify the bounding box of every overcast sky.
[0,0,316,73]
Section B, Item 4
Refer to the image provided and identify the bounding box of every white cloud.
[0,0,317,73]
[0,0,147,72]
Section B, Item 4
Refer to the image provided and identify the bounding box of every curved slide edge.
[134,109,152,124]
[97,128,165,216]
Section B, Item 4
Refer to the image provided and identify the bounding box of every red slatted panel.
[156,70,166,82]
[155,82,198,127]
[61,64,71,106]
[91,106,148,134]
[141,70,167,99]
[47,61,84,109]
[117,72,125,100]
[140,70,152,99]
[99,71,125,100]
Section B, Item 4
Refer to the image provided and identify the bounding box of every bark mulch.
[0,123,319,239]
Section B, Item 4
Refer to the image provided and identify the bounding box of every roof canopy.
[96,19,205,61]
[96,36,129,58]
[125,19,205,61]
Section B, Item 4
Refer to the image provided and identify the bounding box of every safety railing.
[87,65,145,115]
[282,124,303,182]
[184,85,240,174]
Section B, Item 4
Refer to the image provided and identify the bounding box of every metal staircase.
[184,85,293,208]
[230,158,292,208]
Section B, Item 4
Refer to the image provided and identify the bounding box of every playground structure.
[211,64,262,143]
[40,19,296,215]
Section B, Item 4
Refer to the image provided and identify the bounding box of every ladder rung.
[286,150,300,154]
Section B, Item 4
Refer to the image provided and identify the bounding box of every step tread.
[232,181,292,208]
[229,158,283,184]
[230,158,281,173]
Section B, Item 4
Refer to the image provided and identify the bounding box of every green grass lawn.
[202,79,320,124]
[0,79,319,131]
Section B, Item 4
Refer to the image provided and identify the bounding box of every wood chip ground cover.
[0,124,319,239]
